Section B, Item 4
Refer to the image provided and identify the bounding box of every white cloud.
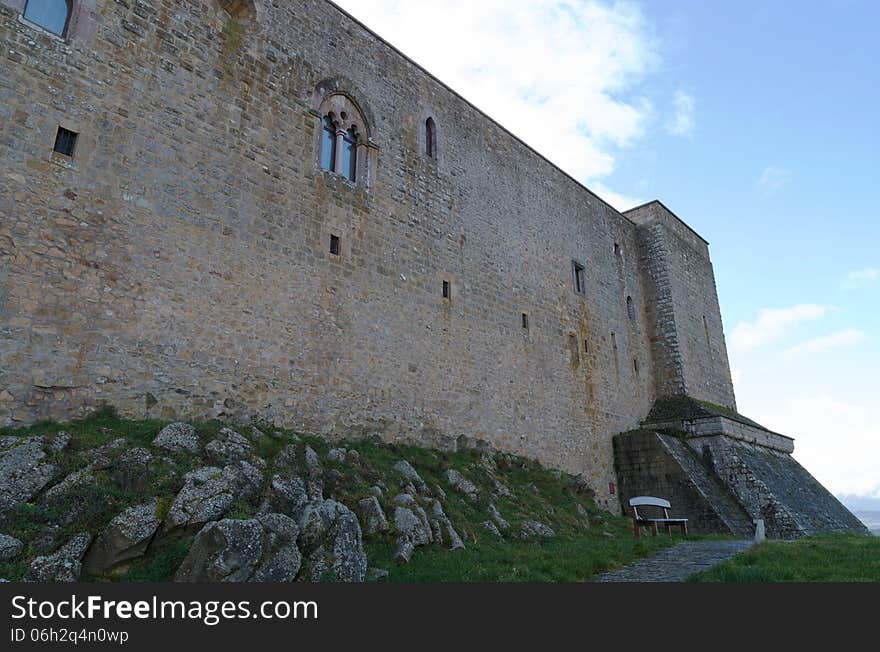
[730,304,833,353]
[333,0,660,193]
[666,90,695,137]
[589,181,644,212]
[757,165,790,192]
[843,267,879,290]
[784,329,867,356]
[749,395,880,497]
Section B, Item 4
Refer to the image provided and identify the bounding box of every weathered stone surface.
[482,521,503,537]
[175,513,302,582]
[394,506,432,546]
[430,501,465,550]
[393,493,417,507]
[165,463,262,532]
[205,427,254,465]
[304,446,323,500]
[153,423,199,454]
[0,436,59,513]
[259,474,308,518]
[357,496,389,535]
[83,500,161,574]
[393,460,428,494]
[367,567,389,581]
[23,534,93,582]
[488,504,510,530]
[0,534,24,561]
[520,521,556,539]
[445,469,479,501]
[393,538,414,564]
[297,500,366,582]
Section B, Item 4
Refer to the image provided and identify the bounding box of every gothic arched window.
[425,117,437,158]
[342,127,358,182]
[23,0,72,37]
[321,116,337,172]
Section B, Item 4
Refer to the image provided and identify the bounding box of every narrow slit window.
[53,126,77,157]
[633,358,640,375]
[522,313,529,330]
[442,280,451,299]
[572,261,586,295]
[425,117,436,158]
[584,339,589,354]
[614,243,621,257]
[329,234,340,256]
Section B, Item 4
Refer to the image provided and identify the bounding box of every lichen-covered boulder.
[488,504,510,530]
[445,469,479,501]
[259,474,309,518]
[175,513,302,582]
[393,506,432,546]
[164,462,262,533]
[430,500,465,551]
[23,533,93,582]
[205,428,254,465]
[520,520,556,539]
[393,460,428,494]
[0,534,24,561]
[0,436,60,513]
[357,496,389,535]
[297,500,367,582]
[83,499,161,575]
[152,423,200,454]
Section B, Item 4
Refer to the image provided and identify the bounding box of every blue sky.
[334,0,879,502]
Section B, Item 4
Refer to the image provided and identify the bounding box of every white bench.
[629,496,689,538]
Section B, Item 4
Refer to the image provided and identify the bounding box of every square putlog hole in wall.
[53,127,78,157]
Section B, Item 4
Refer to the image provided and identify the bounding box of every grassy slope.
[691,533,880,582]
[0,408,691,582]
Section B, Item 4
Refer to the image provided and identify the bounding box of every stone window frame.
[9,0,94,41]
[310,81,379,191]
[419,108,442,166]
[571,259,587,296]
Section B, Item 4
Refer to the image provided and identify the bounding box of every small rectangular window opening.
[53,127,78,157]
[522,313,529,330]
[329,234,340,256]
[633,358,640,375]
[442,280,451,299]
[572,261,586,295]
[584,339,589,354]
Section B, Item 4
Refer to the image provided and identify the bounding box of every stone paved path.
[592,540,753,582]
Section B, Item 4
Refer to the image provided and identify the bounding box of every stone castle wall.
[0,0,736,508]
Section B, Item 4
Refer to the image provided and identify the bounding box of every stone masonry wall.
[627,202,736,409]
[0,0,734,509]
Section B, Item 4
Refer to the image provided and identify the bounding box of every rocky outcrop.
[0,435,61,513]
[445,469,478,501]
[357,496,389,535]
[393,460,428,494]
[83,500,161,574]
[259,474,309,517]
[175,513,302,582]
[152,423,200,454]
[164,462,262,533]
[520,521,556,539]
[297,500,367,582]
[0,534,24,561]
[23,534,93,582]
[205,428,254,465]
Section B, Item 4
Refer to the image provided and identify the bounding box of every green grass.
[691,533,880,582]
[1,408,711,582]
